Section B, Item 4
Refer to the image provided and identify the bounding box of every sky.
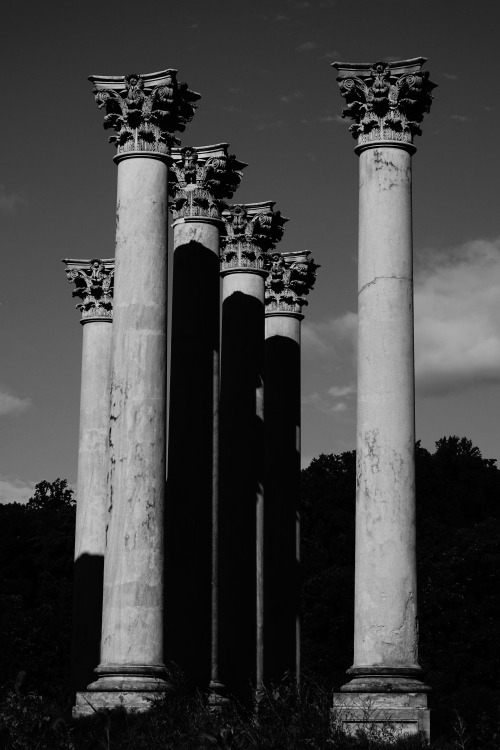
[1,0,500,502]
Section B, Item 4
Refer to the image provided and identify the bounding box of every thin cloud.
[415,237,500,396]
[0,475,36,505]
[275,14,289,21]
[296,41,317,52]
[0,185,25,213]
[328,384,356,398]
[443,72,458,80]
[0,388,32,416]
[323,51,340,60]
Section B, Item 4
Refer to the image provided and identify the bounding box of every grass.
[1,672,499,749]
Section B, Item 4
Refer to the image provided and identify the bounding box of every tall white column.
[332,59,436,739]
[218,203,287,700]
[63,259,114,698]
[165,144,246,690]
[75,69,199,716]
[264,251,318,687]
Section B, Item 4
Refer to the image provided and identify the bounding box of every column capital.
[88,69,201,156]
[169,144,247,221]
[221,202,288,275]
[63,258,114,323]
[265,251,319,317]
[332,58,436,149]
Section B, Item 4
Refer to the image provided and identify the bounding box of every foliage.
[0,479,75,697]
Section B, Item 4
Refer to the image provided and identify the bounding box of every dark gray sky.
[2,0,500,500]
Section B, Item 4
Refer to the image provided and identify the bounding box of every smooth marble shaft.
[354,145,418,670]
[219,270,265,697]
[264,314,301,685]
[166,218,220,688]
[95,155,168,688]
[71,319,112,692]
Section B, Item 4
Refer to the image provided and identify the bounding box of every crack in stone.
[358,276,412,296]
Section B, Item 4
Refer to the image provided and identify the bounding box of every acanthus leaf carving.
[63,258,114,322]
[89,70,201,155]
[168,144,247,221]
[265,251,319,315]
[333,59,436,145]
[221,203,288,274]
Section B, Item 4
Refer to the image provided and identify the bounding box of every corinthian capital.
[88,69,201,155]
[333,58,436,147]
[265,251,319,316]
[221,203,288,274]
[169,144,247,221]
[63,259,114,323]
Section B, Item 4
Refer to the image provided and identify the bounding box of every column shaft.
[354,145,418,670]
[166,218,220,688]
[219,271,265,697]
[93,154,168,691]
[71,320,112,693]
[264,314,301,685]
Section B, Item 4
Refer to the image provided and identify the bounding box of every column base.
[333,670,430,741]
[208,679,230,710]
[73,690,167,717]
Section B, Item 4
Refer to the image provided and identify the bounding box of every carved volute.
[63,259,114,323]
[265,251,319,316]
[169,144,247,221]
[88,69,201,155]
[221,203,288,275]
[333,58,436,147]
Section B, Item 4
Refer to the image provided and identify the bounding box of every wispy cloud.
[443,72,458,80]
[296,41,317,52]
[328,384,356,398]
[275,14,289,21]
[0,475,36,505]
[0,388,32,416]
[324,51,340,60]
[0,185,25,213]
[302,382,355,415]
[279,90,304,103]
[451,114,472,123]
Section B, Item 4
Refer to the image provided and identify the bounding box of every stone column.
[75,70,200,716]
[166,144,246,689]
[218,203,287,700]
[63,259,114,697]
[264,251,318,687]
[331,59,436,738]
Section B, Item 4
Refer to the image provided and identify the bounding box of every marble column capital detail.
[169,144,247,221]
[221,202,288,274]
[265,250,319,316]
[332,58,436,147]
[63,258,114,322]
[88,69,201,155]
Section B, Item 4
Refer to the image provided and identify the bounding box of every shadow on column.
[165,240,219,689]
[264,334,301,685]
[218,290,265,700]
[70,552,104,696]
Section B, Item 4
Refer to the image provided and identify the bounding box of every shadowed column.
[165,144,246,689]
[263,251,318,687]
[63,259,114,699]
[331,58,436,739]
[217,203,287,701]
[75,69,200,716]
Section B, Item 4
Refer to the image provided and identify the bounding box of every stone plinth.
[63,259,114,695]
[331,58,435,741]
[332,692,430,738]
[166,144,246,690]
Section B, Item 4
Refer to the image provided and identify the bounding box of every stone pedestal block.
[332,692,430,740]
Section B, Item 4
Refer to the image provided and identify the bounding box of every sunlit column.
[331,58,435,738]
[63,259,114,698]
[166,144,246,689]
[75,70,199,715]
[263,250,318,686]
[217,203,287,700]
